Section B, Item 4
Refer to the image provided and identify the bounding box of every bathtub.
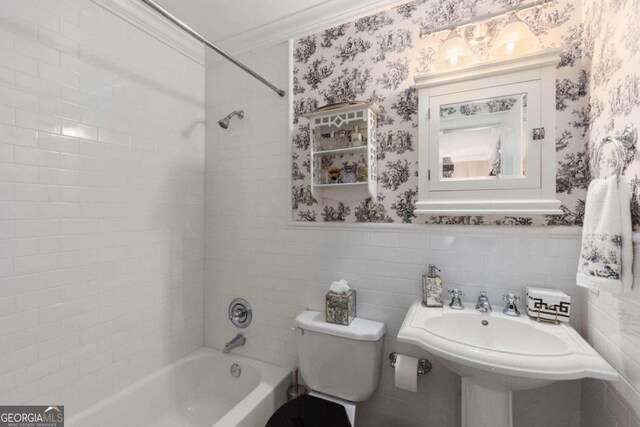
[67,348,290,427]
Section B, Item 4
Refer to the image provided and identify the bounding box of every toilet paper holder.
[389,352,432,376]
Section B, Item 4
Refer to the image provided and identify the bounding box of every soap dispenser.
[422,264,443,307]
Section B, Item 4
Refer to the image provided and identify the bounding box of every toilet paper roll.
[394,354,418,392]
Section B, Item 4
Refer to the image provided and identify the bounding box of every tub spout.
[223,333,246,354]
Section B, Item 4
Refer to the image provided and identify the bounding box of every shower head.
[218,110,244,129]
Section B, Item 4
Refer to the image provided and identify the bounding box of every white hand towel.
[576,176,633,293]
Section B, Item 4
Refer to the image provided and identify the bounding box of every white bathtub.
[67,348,290,427]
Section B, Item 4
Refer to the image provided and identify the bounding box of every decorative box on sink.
[325,290,356,326]
[526,287,571,323]
[303,102,380,204]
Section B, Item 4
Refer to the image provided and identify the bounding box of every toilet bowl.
[267,310,386,426]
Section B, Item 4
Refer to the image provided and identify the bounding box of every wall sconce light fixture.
[423,0,550,69]
[419,0,552,39]
[435,30,475,70]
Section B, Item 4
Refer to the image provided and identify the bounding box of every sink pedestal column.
[461,377,512,427]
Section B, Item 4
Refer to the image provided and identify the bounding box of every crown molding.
[90,0,204,65]
[213,0,411,57]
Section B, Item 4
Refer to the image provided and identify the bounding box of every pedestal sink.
[398,300,618,427]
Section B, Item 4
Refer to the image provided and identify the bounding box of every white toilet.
[267,310,386,426]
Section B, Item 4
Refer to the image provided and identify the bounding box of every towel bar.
[593,126,637,182]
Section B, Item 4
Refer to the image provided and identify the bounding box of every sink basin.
[423,308,569,356]
[398,300,618,427]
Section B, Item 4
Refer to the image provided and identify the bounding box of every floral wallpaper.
[583,0,640,228]
[291,0,595,226]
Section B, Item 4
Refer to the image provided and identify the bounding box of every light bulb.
[490,14,538,59]
[505,41,516,55]
[450,56,458,65]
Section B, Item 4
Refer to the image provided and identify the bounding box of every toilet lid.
[266,395,352,427]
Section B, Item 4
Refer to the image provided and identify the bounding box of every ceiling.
[153,0,406,53]
[154,0,328,42]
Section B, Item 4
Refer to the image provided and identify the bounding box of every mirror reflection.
[439,94,527,180]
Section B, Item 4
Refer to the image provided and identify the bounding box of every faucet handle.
[448,288,464,310]
[449,288,464,297]
[503,293,520,303]
[229,307,245,320]
[228,298,252,328]
[502,293,521,317]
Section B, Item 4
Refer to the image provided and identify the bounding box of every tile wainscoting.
[581,236,640,427]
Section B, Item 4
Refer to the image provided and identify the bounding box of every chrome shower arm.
[138,0,286,98]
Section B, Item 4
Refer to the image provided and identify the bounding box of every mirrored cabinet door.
[428,80,541,191]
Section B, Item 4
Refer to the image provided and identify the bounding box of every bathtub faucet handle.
[228,298,252,328]
[229,307,246,321]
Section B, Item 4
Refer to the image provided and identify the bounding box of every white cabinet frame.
[304,103,380,204]
[414,49,562,215]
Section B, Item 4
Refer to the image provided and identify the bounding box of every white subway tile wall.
[581,247,640,427]
[204,42,584,427]
[0,0,205,415]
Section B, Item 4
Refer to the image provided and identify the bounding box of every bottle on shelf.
[335,130,349,148]
[342,162,357,183]
[350,126,363,147]
[327,165,342,183]
[357,157,368,182]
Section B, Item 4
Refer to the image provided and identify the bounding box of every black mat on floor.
[266,394,351,427]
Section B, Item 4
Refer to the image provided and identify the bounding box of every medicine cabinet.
[414,49,562,215]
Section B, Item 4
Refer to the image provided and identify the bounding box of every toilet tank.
[295,311,386,402]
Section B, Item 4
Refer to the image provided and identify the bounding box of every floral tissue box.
[326,290,356,326]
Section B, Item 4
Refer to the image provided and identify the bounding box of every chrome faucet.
[448,289,464,310]
[502,293,521,317]
[223,333,246,354]
[475,291,492,313]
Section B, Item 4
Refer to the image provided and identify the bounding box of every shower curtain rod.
[139,0,286,97]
